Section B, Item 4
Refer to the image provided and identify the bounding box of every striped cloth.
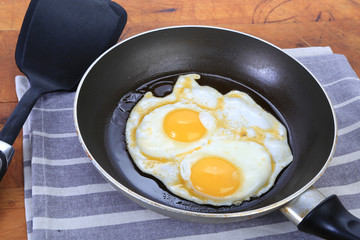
[17,47,360,240]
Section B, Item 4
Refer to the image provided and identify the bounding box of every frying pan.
[74,26,360,239]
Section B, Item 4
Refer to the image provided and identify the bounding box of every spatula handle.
[0,87,43,145]
[0,86,43,180]
[0,141,14,181]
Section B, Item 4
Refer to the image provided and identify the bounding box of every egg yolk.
[190,157,242,197]
[164,109,206,142]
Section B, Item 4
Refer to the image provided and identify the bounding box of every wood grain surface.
[1,0,359,239]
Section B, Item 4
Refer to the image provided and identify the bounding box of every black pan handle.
[298,195,360,240]
[0,86,43,180]
[281,187,360,240]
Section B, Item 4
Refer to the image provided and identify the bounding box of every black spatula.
[0,0,127,180]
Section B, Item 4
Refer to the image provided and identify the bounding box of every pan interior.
[105,73,296,213]
[75,26,336,214]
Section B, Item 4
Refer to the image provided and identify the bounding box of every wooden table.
[1,0,359,239]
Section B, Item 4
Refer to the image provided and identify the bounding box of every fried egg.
[134,102,216,159]
[180,140,272,205]
[125,74,293,206]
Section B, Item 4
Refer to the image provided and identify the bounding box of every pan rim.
[74,25,338,219]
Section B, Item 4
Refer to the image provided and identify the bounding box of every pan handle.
[281,187,360,240]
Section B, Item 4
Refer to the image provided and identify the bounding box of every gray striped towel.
[17,47,360,239]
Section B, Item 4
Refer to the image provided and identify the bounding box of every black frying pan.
[74,26,360,239]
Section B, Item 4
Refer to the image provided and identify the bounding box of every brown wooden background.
[1,0,360,239]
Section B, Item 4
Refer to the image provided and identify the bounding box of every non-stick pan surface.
[74,26,336,221]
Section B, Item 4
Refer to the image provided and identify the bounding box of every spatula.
[0,0,127,180]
